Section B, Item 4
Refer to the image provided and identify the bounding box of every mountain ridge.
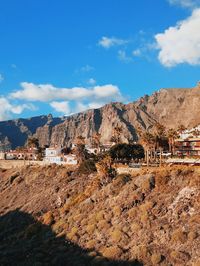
[1,83,200,149]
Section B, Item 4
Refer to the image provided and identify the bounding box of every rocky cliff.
[0,114,64,149]
[1,83,200,149]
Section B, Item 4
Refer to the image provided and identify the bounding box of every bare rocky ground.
[0,164,200,265]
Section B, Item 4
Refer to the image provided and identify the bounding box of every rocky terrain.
[1,83,200,149]
[0,164,200,265]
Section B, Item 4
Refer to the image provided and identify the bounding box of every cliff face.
[138,84,200,128]
[0,115,63,149]
[38,102,156,147]
[0,84,200,148]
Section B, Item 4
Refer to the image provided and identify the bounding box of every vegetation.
[0,165,200,265]
[109,143,144,161]
[73,136,88,164]
[26,137,39,149]
[78,158,97,174]
[167,128,178,154]
[110,124,123,144]
[95,155,116,180]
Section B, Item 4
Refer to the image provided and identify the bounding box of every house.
[5,148,38,160]
[44,147,77,165]
[175,137,200,156]
[44,147,62,164]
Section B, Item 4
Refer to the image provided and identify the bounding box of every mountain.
[1,83,200,149]
[0,114,65,149]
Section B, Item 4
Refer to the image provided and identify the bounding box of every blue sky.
[0,0,200,120]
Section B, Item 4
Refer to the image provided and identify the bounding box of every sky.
[0,0,200,121]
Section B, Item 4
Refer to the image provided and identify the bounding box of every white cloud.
[0,97,34,121]
[132,49,142,57]
[0,74,4,83]
[118,50,132,62]
[168,0,200,8]
[80,64,94,72]
[10,82,123,102]
[88,102,104,109]
[75,101,106,113]
[98,36,128,49]
[155,8,200,67]
[50,101,70,114]
[88,78,96,85]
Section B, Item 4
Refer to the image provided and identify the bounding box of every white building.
[0,152,5,160]
[63,154,77,165]
[44,147,62,164]
[44,147,77,165]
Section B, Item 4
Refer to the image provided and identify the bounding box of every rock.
[2,84,200,148]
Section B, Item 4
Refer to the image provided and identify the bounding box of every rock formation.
[1,83,200,148]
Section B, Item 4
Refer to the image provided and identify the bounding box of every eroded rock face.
[1,84,200,148]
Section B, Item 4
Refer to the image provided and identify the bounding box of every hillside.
[0,165,200,265]
[1,83,200,149]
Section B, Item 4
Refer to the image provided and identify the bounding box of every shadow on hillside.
[0,210,143,266]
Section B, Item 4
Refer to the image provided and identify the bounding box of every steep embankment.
[0,165,200,265]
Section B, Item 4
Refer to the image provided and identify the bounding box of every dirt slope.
[0,165,200,265]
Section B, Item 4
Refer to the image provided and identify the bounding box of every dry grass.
[101,246,122,259]
[171,228,187,243]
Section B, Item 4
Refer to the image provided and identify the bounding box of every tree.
[154,123,166,150]
[61,147,71,155]
[177,124,186,135]
[95,155,116,183]
[74,136,88,165]
[26,137,39,149]
[167,128,178,155]
[109,143,144,161]
[111,124,123,144]
[139,131,156,164]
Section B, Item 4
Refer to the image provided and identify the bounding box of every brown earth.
[0,165,200,265]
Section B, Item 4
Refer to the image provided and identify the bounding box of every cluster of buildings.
[0,148,38,161]
[0,142,115,166]
[174,126,200,157]
[175,138,200,157]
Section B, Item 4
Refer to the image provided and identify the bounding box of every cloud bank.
[10,82,122,103]
[155,8,200,67]
[0,82,124,118]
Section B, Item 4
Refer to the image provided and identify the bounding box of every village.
[1,124,200,168]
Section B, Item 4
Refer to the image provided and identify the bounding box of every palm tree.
[167,128,178,155]
[177,124,186,135]
[111,124,123,144]
[140,131,155,165]
[154,122,166,150]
